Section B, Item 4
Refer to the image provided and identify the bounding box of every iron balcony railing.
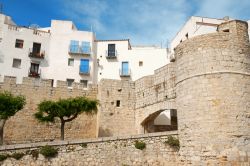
[106,50,117,59]
[79,66,91,75]
[28,48,45,59]
[119,69,131,77]
[68,45,91,55]
[28,68,41,78]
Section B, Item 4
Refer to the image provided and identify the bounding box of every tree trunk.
[0,119,6,145]
[60,120,65,140]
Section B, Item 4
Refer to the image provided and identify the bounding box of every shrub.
[134,140,146,150]
[0,154,8,161]
[11,152,25,160]
[80,143,87,148]
[31,150,39,159]
[165,136,180,150]
[40,145,58,158]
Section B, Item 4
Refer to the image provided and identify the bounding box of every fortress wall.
[0,76,98,144]
[0,131,179,166]
[175,20,250,164]
[134,63,176,133]
[97,79,136,137]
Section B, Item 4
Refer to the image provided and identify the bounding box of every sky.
[1,0,250,46]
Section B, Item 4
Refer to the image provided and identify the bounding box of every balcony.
[29,49,45,59]
[119,69,131,77]
[28,68,41,78]
[79,66,91,75]
[69,45,91,56]
[106,50,117,59]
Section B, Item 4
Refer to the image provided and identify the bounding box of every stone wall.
[175,20,250,165]
[134,64,176,133]
[98,79,136,137]
[0,76,98,144]
[0,131,179,166]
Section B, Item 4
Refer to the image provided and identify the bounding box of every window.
[66,79,74,87]
[12,58,21,68]
[15,39,24,48]
[81,41,91,54]
[185,33,189,39]
[139,61,143,67]
[68,58,74,66]
[69,40,79,53]
[30,63,39,74]
[121,61,129,76]
[116,100,120,107]
[32,43,41,54]
[80,59,90,74]
[108,44,116,56]
[80,80,88,88]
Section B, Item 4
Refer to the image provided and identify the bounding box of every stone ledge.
[0,131,178,151]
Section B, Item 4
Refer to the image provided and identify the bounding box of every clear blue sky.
[1,0,250,46]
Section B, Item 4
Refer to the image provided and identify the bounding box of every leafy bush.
[30,150,39,159]
[134,140,146,150]
[80,143,87,148]
[40,145,58,158]
[165,136,180,150]
[0,154,8,161]
[11,152,25,160]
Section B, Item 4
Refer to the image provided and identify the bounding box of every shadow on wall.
[98,127,113,137]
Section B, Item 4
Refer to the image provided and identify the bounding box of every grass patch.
[165,136,180,150]
[40,145,58,158]
[0,154,8,161]
[134,140,146,150]
[11,152,25,160]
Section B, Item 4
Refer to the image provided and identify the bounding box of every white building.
[96,40,168,81]
[0,14,50,83]
[40,20,97,87]
[170,16,229,51]
[0,13,169,86]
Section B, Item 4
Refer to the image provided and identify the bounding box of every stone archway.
[141,109,177,133]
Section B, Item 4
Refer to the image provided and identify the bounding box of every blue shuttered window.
[122,62,129,75]
[81,42,91,54]
[70,40,79,53]
[80,59,90,74]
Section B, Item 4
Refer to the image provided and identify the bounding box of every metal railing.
[68,45,91,55]
[28,48,45,59]
[105,50,117,59]
[28,68,41,78]
[119,69,131,77]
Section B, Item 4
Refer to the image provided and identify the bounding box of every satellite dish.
[29,24,40,30]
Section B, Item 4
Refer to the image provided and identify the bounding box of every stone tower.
[175,20,250,164]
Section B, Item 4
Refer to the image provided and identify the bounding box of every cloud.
[194,0,250,20]
[60,0,250,45]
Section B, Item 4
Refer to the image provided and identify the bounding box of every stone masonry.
[0,20,249,165]
[0,76,98,144]
[0,131,179,166]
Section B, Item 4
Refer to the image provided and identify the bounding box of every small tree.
[35,97,98,140]
[0,91,26,145]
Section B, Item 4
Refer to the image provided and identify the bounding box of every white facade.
[0,14,50,83]
[42,20,97,86]
[170,16,228,51]
[0,13,169,86]
[96,40,169,81]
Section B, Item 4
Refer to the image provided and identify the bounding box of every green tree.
[35,97,98,140]
[0,91,26,145]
